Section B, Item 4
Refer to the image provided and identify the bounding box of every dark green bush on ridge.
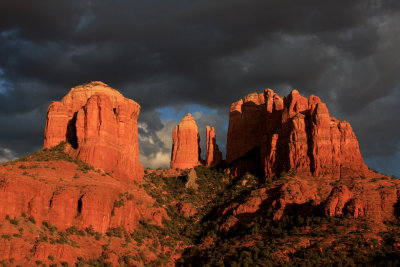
[12,142,94,171]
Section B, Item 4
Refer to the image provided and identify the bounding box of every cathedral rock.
[44,81,144,181]
[226,89,370,179]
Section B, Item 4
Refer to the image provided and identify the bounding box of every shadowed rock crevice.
[49,193,55,208]
[66,112,78,149]
[77,195,83,215]
[394,199,400,219]
[305,114,315,175]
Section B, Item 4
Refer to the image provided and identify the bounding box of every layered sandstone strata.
[0,160,165,266]
[44,81,143,181]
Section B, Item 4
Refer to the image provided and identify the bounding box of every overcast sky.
[0,0,399,176]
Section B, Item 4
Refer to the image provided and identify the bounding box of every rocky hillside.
[0,84,399,266]
[1,156,399,266]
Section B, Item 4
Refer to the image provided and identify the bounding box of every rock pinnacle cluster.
[170,114,223,169]
[227,89,370,179]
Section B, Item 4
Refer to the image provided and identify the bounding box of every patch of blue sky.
[156,104,215,121]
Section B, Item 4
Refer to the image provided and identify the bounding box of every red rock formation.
[345,198,364,218]
[170,113,201,169]
[176,202,197,217]
[205,126,223,167]
[324,185,353,217]
[43,81,143,181]
[0,159,166,266]
[328,177,398,221]
[226,89,370,179]
[0,161,163,234]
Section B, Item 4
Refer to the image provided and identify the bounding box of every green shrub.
[37,233,48,242]
[42,221,57,233]
[113,199,125,208]
[28,216,36,224]
[95,232,102,241]
[56,232,68,244]
[9,217,18,225]
[13,142,94,171]
[66,226,78,235]
[106,227,124,238]
[1,234,11,240]
[85,225,95,236]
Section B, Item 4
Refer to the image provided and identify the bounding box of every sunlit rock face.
[226,89,370,179]
[205,126,223,168]
[44,81,144,181]
[170,113,201,169]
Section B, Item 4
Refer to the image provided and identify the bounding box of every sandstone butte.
[226,89,373,179]
[43,81,144,181]
[170,113,201,169]
[0,82,168,265]
[205,126,223,167]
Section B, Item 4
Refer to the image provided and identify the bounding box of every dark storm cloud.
[0,0,399,174]
[138,110,169,157]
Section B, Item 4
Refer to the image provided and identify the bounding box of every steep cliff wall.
[227,89,370,179]
[44,81,143,181]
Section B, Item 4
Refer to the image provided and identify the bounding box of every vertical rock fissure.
[77,195,83,215]
[66,112,78,149]
[305,115,315,175]
[49,192,55,209]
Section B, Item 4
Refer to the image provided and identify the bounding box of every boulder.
[324,185,353,217]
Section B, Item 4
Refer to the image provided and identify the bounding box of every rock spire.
[205,126,223,167]
[170,113,201,169]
